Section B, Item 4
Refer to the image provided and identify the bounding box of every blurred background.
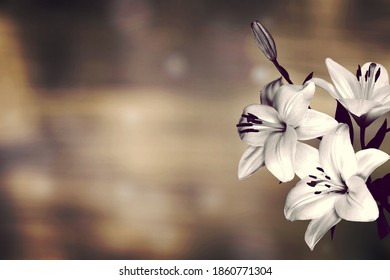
[0,0,389,259]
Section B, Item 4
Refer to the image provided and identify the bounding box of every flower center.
[307,167,348,195]
[356,63,381,99]
[237,113,286,134]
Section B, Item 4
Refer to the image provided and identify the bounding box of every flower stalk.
[251,21,293,84]
[360,124,367,149]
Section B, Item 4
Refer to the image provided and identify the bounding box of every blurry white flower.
[285,124,389,250]
[237,78,338,182]
[162,53,188,80]
[313,58,390,126]
[250,65,271,85]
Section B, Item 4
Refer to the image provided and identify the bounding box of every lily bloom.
[237,78,338,182]
[285,124,389,250]
[312,58,390,126]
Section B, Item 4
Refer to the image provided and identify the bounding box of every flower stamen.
[239,128,260,133]
[316,167,324,172]
[356,64,362,81]
[375,67,381,82]
[238,113,285,134]
[358,62,380,99]
[308,167,348,195]
[236,122,254,127]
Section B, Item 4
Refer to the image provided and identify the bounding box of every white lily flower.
[313,58,390,126]
[285,124,389,250]
[237,78,338,182]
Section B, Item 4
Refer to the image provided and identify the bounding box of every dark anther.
[247,113,259,119]
[325,175,331,180]
[241,113,254,120]
[251,119,263,125]
[375,68,381,82]
[241,114,254,120]
[236,123,253,127]
[325,184,331,188]
[365,71,369,82]
[303,72,314,85]
[356,64,362,80]
[307,181,317,187]
[240,128,259,133]
[309,175,317,179]
[240,114,263,125]
[314,191,322,195]
[316,167,324,172]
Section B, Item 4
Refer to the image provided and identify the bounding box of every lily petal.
[311,77,339,99]
[238,104,280,146]
[294,142,320,179]
[304,210,341,250]
[264,126,297,182]
[325,58,361,99]
[284,177,338,221]
[370,85,390,103]
[274,82,315,127]
[356,149,390,181]
[338,98,381,117]
[319,124,357,182]
[260,77,283,106]
[238,146,265,180]
[364,105,390,126]
[335,175,379,222]
[295,109,338,140]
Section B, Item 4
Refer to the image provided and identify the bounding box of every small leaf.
[368,173,390,202]
[367,119,387,149]
[303,72,314,85]
[368,175,390,239]
[377,205,390,240]
[330,225,336,240]
[335,101,354,144]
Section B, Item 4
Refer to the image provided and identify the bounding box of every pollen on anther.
[247,113,259,119]
[356,64,362,80]
[316,167,324,172]
[240,128,259,133]
[236,123,253,127]
[251,119,263,125]
[375,68,381,82]
[307,181,317,187]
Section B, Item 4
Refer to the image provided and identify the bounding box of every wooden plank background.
[0,0,389,259]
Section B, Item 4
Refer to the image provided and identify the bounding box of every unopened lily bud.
[250,21,277,61]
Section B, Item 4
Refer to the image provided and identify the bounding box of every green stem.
[360,125,366,149]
